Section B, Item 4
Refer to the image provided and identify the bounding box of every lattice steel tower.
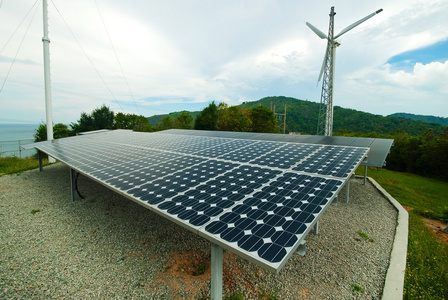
[307,7,383,136]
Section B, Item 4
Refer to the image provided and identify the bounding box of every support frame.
[211,243,223,300]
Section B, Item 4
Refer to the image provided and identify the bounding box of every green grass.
[351,284,365,294]
[404,212,448,298]
[225,292,244,300]
[357,167,448,219]
[0,156,49,176]
[357,230,374,242]
[358,167,448,298]
[258,288,279,300]
[194,263,208,276]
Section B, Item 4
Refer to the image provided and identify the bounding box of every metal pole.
[38,151,43,172]
[327,44,337,136]
[283,104,286,134]
[70,169,78,201]
[345,177,351,203]
[211,243,223,300]
[42,0,55,163]
[363,165,367,185]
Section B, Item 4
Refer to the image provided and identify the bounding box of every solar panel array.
[162,129,393,168]
[33,130,368,272]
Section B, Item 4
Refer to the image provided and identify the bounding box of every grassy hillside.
[357,167,448,298]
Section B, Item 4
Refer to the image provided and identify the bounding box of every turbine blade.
[306,22,328,39]
[334,8,383,39]
[317,51,328,84]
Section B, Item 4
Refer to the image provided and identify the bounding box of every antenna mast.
[42,0,55,162]
[42,0,54,144]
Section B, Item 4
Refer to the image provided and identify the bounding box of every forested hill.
[147,96,445,136]
[148,111,200,127]
[240,96,445,136]
[388,113,448,126]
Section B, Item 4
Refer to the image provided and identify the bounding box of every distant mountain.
[147,96,445,136]
[388,113,448,126]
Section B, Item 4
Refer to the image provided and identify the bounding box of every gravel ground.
[0,163,397,299]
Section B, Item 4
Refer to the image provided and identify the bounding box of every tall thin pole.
[327,43,338,136]
[283,104,286,134]
[42,0,53,141]
[42,0,55,162]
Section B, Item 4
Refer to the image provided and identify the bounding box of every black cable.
[75,172,86,199]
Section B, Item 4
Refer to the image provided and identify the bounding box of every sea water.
[0,123,38,140]
[0,123,39,157]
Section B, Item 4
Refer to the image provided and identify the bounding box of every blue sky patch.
[387,39,448,71]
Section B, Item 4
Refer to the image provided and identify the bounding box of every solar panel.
[31,130,368,273]
[162,129,393,167]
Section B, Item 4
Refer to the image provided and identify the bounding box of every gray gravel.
[0,163,397,299]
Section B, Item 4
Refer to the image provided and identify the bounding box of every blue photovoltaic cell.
[219,141,283,162]
[194,139,257,158]
[30,130,367,272]
[292,146,368,178]
[103,155,205,190]
[203,173,341,263]
[250,143,321,169]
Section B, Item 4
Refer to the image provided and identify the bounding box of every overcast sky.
[0,0,447,125]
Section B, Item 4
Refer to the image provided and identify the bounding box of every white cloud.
[339,60,448,116]
[1,0,448,124]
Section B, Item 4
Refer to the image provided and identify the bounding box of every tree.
[71,105,114,134]
[216,103,251,132]
[194,101,219,130]
[133,115,153,132]
[174,111,193,129]
[71,112,94,133]
[115,112,133,129]
[54,123,72,138]
[115,112,153,132]
[157,116,175,130]
[91,105,114,130]
[34,123,72,142]
[249,105,279,133]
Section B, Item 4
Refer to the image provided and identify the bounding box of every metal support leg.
[345,179,350,203]
[38,151,43,172]
[313,221,319,235]
[296,240,306,256]
[332,196,338,206]
[211,243,223,300]
[363,165,367,185]
[70,169,78,201]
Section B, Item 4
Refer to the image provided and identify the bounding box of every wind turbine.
[307,7,383,136]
